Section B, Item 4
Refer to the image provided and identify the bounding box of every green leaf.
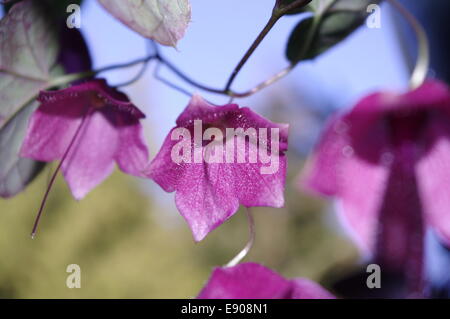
[0,101,45,198]
[276,0,311,15]
[0,0,59,130]
[286,17,316,62]
[308,0,336,14]
[286,0,381,63]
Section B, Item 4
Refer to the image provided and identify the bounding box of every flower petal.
[175,94,239,127]
[375,156,425,293]
[289,279,335,299]
[380,81,450,114]
[148,132,239,241]
[301,115,347,196]
[302,114,389,253]
[19,93,88,161]
[417,116,450,247]
[197,263,334,299]
[57,26,92,74]
[197,263,292,299]
[21,79,148,200]
[106,110,149,177]
[61,110,118,200]
[174,162,240,241]
[147,96,288,241]
[337,153,389,253]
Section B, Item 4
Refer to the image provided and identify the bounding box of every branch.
[223,0,313,92]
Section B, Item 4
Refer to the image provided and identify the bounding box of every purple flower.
[146,95,288,241]
[20,79,149,200]
[197,262,335,299]
[57,26,92,75]
[301,81,450,293]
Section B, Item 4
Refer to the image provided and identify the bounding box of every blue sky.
[1,1,409,145]
[81,0,408,144]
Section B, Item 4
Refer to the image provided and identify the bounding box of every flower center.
[388,110,428,146]
[90,93,108,109]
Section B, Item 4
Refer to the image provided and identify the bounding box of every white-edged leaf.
[98,0,191,47]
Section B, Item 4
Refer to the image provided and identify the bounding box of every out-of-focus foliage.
[286,0,381,63]
[275,0,313,15]
[0,172,205,298]
[0,153,358,298]
[0,101,44,198]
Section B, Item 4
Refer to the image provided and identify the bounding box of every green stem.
[157,55,227,95]
[47,54,158,89]
[224,0,313,93]
[224,14,281,92]
[47,71,95,88]
[230,65,294,98]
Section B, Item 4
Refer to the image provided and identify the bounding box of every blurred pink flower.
[146,95,288,241]
[301,80,450,293]
[197,262,335,299]
[20,79,149,200]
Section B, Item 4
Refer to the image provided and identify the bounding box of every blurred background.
[1,0,449,298]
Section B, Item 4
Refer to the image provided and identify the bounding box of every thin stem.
[224,0,313,93]
[275,0,313,16]
[47,71,95,88]
[230,65,294,98]
[226,208,255,267]
[114,44,156,88]
[224,14,281,92]
[387,0,429,89]
[158,54,296,99]
[96,55,157,75]
[46,55,158,89]
[30,110,91,239]
[157,55,226,95]
[114,61,150,88]
[153,61,193,97]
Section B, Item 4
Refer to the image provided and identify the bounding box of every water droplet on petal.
[335,121,349,134]
[342,145,354,157]
[381,151,394,166]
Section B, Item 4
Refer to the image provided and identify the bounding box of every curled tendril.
[388,0,430,89]
[226,208,256,267]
